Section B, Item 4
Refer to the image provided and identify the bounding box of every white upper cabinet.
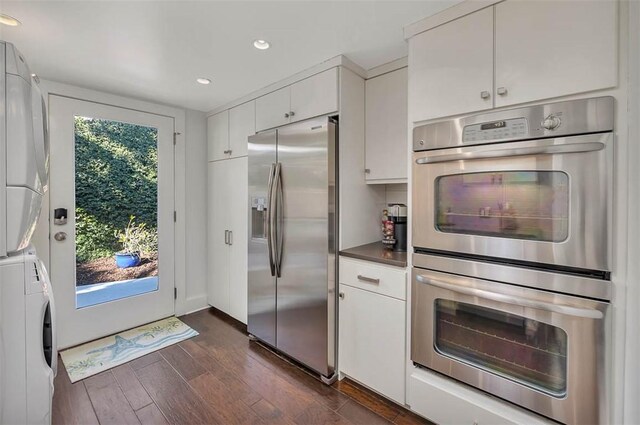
[229,101,255,158]
[290,68,339,123]
[365,68,408,183]
[256,87,291,131]
[494,0,617,107]
[256,68,339,131]
[207,110,229,161]
[408,7,494,123]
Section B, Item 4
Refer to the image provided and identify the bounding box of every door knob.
[54,232,67,242]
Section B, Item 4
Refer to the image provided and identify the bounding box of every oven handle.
[416,274,604,319]
[415,142,605,164]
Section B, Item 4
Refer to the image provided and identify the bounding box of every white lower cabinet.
[208,157,248,323]
[408,367,554,425]
[338,258,406,404]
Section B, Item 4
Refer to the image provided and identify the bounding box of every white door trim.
[31,80,196,327]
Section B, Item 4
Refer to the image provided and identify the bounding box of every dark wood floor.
[52,308,433,425]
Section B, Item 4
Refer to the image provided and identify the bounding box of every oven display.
[463,118,528,143]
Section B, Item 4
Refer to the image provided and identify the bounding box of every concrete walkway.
[76,276,159,308]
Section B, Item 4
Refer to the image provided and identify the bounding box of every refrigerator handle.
[266,163,276,277]
[274,163,284,278]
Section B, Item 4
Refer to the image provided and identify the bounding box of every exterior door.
[49,95,175,349]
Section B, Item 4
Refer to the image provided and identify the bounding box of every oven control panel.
[462,118,528,143]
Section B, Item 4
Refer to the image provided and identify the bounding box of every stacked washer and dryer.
[0,41,56,424]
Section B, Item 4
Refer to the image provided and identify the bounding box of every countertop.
[339,242,407,268]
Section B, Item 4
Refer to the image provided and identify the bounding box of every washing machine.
[0,247,57,424]
[0,41,54,424]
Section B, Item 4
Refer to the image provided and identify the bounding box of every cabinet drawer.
[408,367,553,425]
[339,257,406,300]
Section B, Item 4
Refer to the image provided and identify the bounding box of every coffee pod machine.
[388,204,407,252]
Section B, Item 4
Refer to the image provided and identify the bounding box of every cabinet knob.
[364,168,371,174]
[284,113,290,118]
[497,87,508,96]
[289,111,295,117]
[339,292,345,300]
[480,91,490,99]
[223,149,232,154]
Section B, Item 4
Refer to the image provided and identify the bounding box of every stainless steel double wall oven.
[411,97,613,424]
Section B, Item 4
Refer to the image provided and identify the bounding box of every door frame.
[31,81,195,347]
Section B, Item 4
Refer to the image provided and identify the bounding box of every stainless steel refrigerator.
[248,116,337,380]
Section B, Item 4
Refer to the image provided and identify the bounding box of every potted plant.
[115,216,158,268]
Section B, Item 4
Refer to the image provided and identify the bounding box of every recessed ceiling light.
[196,78,211,85]
[0,13,21,26]
[253,39,270,50]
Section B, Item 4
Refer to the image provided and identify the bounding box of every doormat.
[60,316,198,383]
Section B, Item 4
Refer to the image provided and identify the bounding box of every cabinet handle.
[289,111,295,117]
[224,230,229,245]
[497,87,508,96]
[229,230,233,245]
[339,292,345,300]
[223,149,232,154]
[284,113,290,118]
[357,275,380,284]
[480,91,490,99]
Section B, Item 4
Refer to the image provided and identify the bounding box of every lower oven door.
[411,268,609,425]
[412,132,612,273]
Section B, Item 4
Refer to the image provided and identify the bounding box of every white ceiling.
[0,1,460,112]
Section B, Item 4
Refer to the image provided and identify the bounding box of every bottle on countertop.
[381,209,396,250]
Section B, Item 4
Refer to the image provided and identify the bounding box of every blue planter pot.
[115,252,141,268]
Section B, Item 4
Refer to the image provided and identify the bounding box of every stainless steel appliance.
[248,116,337,381]
[411,261,609,425]
[410,97,614,424]
[413,96,614,277]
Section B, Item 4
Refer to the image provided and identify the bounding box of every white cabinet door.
[408,7,494,122]
[207,110,229,161]
[494,0,617,107]
[290,68,339,123]
[208,161,230,313]
[338,283,406,404]
[255,87,290,131]
[365,68,408,183]
[228,157,248,323]
[229,101,255,158]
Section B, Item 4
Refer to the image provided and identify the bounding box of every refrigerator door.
[275,117,337,376]
[248,130,278,347]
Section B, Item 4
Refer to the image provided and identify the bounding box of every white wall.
[31,80,208,318]
[183,110,208,313]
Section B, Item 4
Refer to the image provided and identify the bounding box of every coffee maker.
[384,204,407,252]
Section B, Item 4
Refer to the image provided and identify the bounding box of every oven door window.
[434,299,568,397]
[435,171,569,242]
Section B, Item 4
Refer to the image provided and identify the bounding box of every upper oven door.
[412,133,612,272]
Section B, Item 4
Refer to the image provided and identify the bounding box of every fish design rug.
[60,316,198,383]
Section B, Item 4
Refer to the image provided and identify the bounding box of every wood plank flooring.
[53,308,434,425]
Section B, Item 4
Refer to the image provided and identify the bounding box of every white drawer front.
[339,257,406,300]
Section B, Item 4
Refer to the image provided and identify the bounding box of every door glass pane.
[74,116,159,308]
[435,171,569,242]
[435,299,568,396]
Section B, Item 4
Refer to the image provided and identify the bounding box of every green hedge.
[75,117,158,262]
